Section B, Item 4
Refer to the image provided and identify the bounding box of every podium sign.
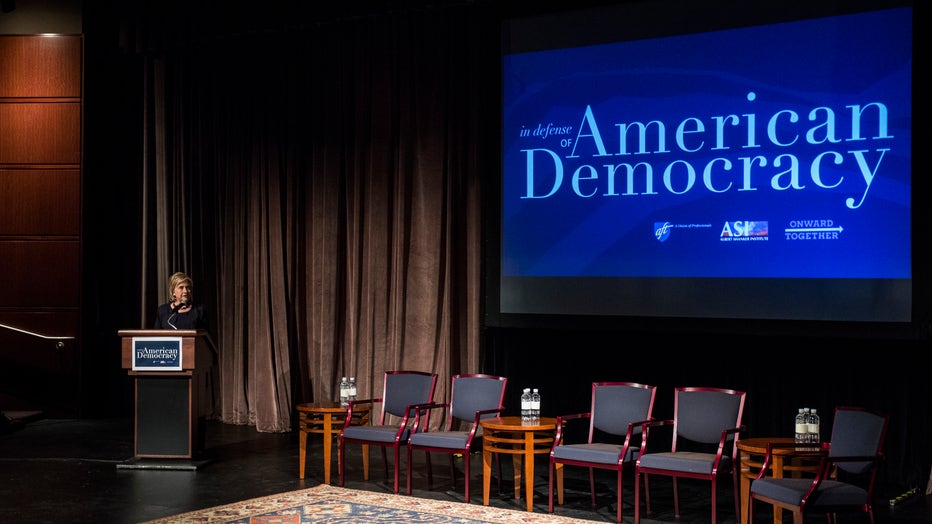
[131,336,183,371]
[119,329,214,462]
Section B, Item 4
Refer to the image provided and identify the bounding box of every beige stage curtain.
[135,5,494,431]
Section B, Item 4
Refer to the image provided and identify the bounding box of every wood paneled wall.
[0,34,83,416]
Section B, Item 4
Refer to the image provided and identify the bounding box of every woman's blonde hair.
[168,272,193,302]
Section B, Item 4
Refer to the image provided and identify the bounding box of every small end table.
[297,401,370,483]
[737,436,820,524]
[480,415,557,512]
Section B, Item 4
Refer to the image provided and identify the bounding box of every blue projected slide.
[496,4,913,324]
[502,8,911,280]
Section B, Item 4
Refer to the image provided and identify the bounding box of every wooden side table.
[297,401,370,483]
[480,416,557,512]
[737,437,819,524]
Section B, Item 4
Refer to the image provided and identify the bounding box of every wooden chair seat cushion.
[751,477,869,507]
[408,430,470,449]
[342,424,410,443]
[552,442,638,465]
[638,451,731,475]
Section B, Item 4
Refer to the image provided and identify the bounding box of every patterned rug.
[141,484,598,523]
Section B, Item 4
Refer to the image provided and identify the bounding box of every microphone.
[170,301,190,313]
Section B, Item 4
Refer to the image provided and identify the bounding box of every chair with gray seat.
[748,405,889,524]
[634,386,746,524]
[338,370,438,494]
[405,373,508,502]
[548,381,657,523]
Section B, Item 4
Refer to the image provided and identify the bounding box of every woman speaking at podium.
[154,272,208,330]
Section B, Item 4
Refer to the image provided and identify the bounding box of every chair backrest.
[590,381,657,438]
[448,374,508,426]
[828,405,889,475]
[380,370,438,422]
[673,387,746,446]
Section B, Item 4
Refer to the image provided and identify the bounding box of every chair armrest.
[712,425,746,470]
[625,418,655,438]
[473,407,506,424]
[627,418,655,432]
[642,418,673,429]
[409,401,450,432]
[468,407,506,441]
[344,397,381,429]
[637,418,674,456]
[552,412,591,448]
[753,442,827,480]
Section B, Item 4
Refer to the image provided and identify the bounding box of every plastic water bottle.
[808,408,820,444]
[530,388,541,421]
[795,408,808,443]
[340,377,349,406]
[348,377,357,402]
[520,388,531,422]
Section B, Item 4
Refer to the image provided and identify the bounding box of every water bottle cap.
[532,388,539,392]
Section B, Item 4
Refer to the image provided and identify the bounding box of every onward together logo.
[784,219,842,240]
[720,221,768,241]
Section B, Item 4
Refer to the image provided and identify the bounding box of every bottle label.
[795,423,808,433]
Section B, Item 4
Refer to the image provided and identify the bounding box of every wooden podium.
[119,329,215,466]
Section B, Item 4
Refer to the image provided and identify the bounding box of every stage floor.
[1,417,929,524]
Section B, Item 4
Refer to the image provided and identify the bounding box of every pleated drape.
[135,5,494,431]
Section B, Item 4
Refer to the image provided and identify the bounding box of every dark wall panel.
[0,240,79,307]
[0,103,81,164]
[0,34,83,417]
[0,35,82,97]
[0,169,80,234]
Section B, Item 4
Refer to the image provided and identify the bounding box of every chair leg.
[425,451,433,487]
[733,470,741,522]
[392,446,401,494]
[406,446,413,495]
[463,453,471,503]
[338,437,345,486]
[548,460,556,514]
[710,478,718,524]
[589,467,596,507]
[673,477,680,518]
[634,471,643,524]
[616,469,623,524]
[446,453,453,491]
[382,447,390,481]
[643,472,652,514]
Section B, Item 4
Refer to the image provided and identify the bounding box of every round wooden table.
[480,416,557,512]
[297,401,370,483]
[737,437,820,524]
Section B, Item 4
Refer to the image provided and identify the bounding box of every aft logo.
[720,221,769,242]
[654,222,673,242]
